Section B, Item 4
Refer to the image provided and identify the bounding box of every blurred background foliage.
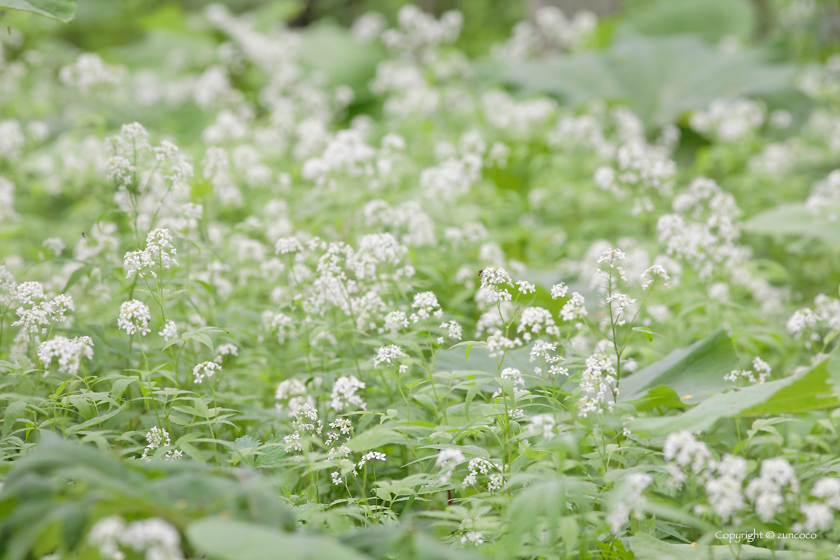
[4,0,840,60]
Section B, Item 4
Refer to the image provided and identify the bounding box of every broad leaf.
[629,532,815,559]
[744,202,840,243]
[1,0,76,23]
[495,32,796,128]
[620,328,737,405]
[630,357,840,435]
[186,518,371,560]
[624,0,756,43]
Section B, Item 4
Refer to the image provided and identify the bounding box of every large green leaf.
[744,202,840,243]
[743,357,840,415]
[298,23,385,102]
[0,0,76,22]
[186,518,371,560]
[620,328,737,405]
[630,358,840,435]
[629,532,816,559]
[496,32,796,128]
[624,0,755,43]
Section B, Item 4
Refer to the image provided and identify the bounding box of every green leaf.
[630,358,840,435]
[298,23,384,102]
[629,385,691,412]
[620,328,737,405]
[742,358,840,415]
[628,532,816,559]
[744,203,840,243]
[496,32,796,128]
[65,405,125,435]
[2,400,27,439]
[624,0,756,43]
[186,518,371,560]
[62,263,93,293]
[0,0,77,23]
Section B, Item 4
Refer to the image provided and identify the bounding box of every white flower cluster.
[192,361,221,384]
[12,287,74,342]
[284,403,323,454]
[118,300,151,336]
[657,177,748,281]
[420,131,492,200]
[0,265,15,307]
[37,335,94,375]
[525,413,558,438]
[786,286,840,347]
[158,320,178,342]
[659,431,838,529]
[492,6,597,60]
[690,97,766,142]
[479,267,514,304]
[275,378,313,414]
[607,472,653,533]
[806,169,840,220]
[462,457,504,492]
[577,353,617,417]
[374,344,407,367]
[379,5,463,60]
[745,458,800,522]
[482,90,557,140]
[330,375,366,411]
[88,516,183,560]
[435,448,466,483]
[529,340,568,377]
[724,357,772,384]
[0,121,24,162]
[140,426,182,461]
[301,130,403,190]
[59,53,125,95]
[594,143,676,215]
[124,228,179,279]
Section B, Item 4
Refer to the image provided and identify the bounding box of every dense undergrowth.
[3,0,840,558]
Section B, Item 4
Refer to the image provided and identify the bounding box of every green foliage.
[4,0,840,558]
[0,0,75,23]
[623,0,756,43]
[620,328,738,405]
[745,203,840,243]
[496,32,796,127]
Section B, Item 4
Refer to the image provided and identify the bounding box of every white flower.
[15,281,44,305]
[411,291,440,320]
[640,264,670,290]
[560,292,587,322]
[214,343,238,363]
[374,344,407,367]
[384,311,408,332]
[118,300,151,336]
[37,336,94,375]
[330,375,366,411]
[192,361,221,384]
[517,280,536,294]
[124,228,179,279]
[663,431,712,477]
[460,531,484,546]
[745,457,799,522]
[787,308,819,337]
[158,320,178,342]
[526,414,557,438]
[436,448,466,482]
[440,320,463,340]
[41,237,65,256]
[275,236,303,255]
[550,283,568,299]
